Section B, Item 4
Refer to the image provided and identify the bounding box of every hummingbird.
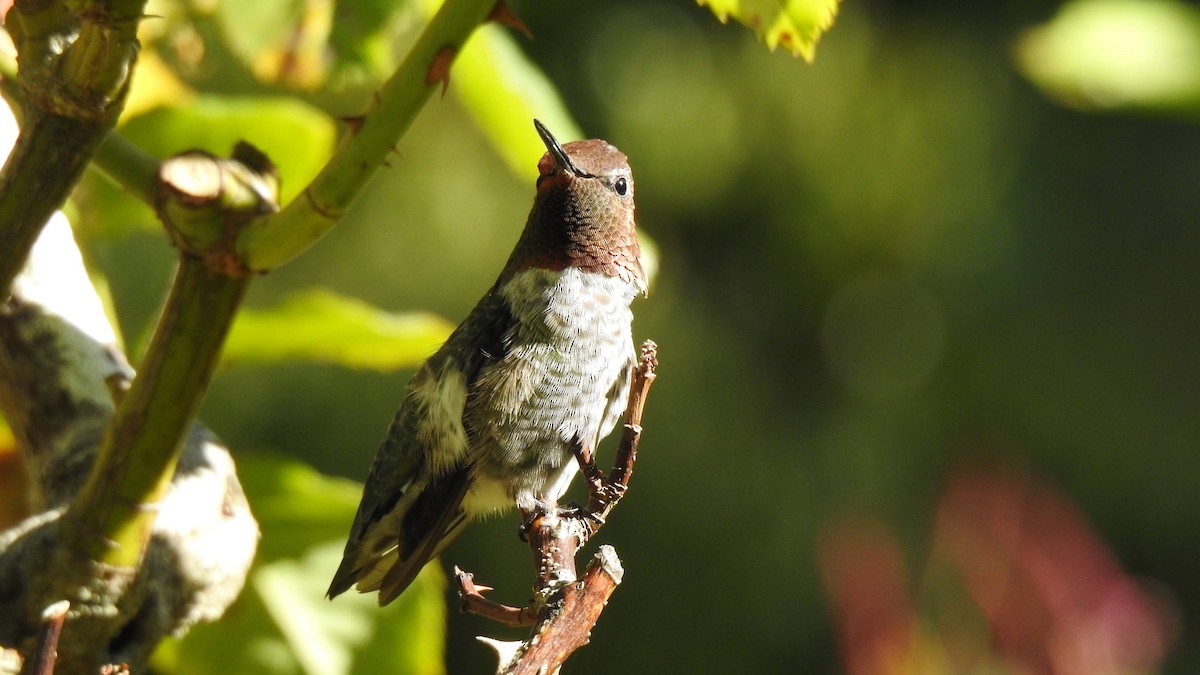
[328,120,646,605]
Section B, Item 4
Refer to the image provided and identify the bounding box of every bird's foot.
[573,441,606,490]
[555,501,604,527]
[572,440,628,515]
[517,500,558,541]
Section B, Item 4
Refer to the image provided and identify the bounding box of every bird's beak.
[534,119,582,176]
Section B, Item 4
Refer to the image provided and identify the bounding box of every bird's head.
[510,120,645,292]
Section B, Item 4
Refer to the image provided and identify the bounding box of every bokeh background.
[58,0,1200,672]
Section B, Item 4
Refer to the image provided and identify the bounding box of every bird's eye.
[614,177,628,196]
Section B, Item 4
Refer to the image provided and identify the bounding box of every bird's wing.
[375,465,471,604]
[328,290,513,603]
[326,372,440,600]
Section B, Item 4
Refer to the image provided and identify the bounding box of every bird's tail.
[327,467,471,605]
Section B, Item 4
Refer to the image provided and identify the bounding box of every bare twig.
[459,340,658,674]
[455,568,538,628]
[506,546,624,675]
[21,601,67,675]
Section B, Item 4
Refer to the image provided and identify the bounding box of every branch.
[0,216,257,672]
[64,144,274,569]
[22,601,67,675]
[0,3,502,670]
[0,0,146,296]
[0,36,162,213]
[458,341,659,674]
[505,547,624,675]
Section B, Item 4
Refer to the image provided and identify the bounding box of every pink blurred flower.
[934,468,1176,675]
[819,516,920,675]
[819,467,1177,675]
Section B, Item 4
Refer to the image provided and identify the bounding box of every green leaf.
[156,454,446,675]
[223,289,453,372]
[235,453,370,564]
[454,25,582,180]
[211,0,305,67]
[255,543,445,675]
[1016,0,1200,114]
[698,0,842,61]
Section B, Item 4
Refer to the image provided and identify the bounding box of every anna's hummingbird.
[328,120,646,605]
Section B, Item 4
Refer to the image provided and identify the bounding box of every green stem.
[94,133,162,206]
[0,0,145,296]
[66,256,249,566]
[237,0,495,271]
[0,109,109,294]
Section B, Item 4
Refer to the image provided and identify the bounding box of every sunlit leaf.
[235,453,369,564]
[454,25,581,180]
[698,0,841,61]
[158,454,446,675]
[1016,0,1200,113]
[223,289,452,372]
[257,543,445,675]
[234,451,364,562]
[211,0,300,64]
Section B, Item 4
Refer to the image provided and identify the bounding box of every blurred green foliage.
[1017,0,1200,114]
[53,0,1200,672]
[153,455,445,675]
[223,289,452,371]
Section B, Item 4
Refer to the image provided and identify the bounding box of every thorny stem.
[0,44,163,211]
[456,567,539,628]
[236,0,496,271]
[505,547,623,675]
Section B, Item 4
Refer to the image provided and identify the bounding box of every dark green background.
[98,1,1200,672]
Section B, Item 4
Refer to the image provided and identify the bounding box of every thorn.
[477,636,523,669]
[455,566,493,594]
[487,1,532,40]
[426,46,458,98]
[339,115,366,134]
